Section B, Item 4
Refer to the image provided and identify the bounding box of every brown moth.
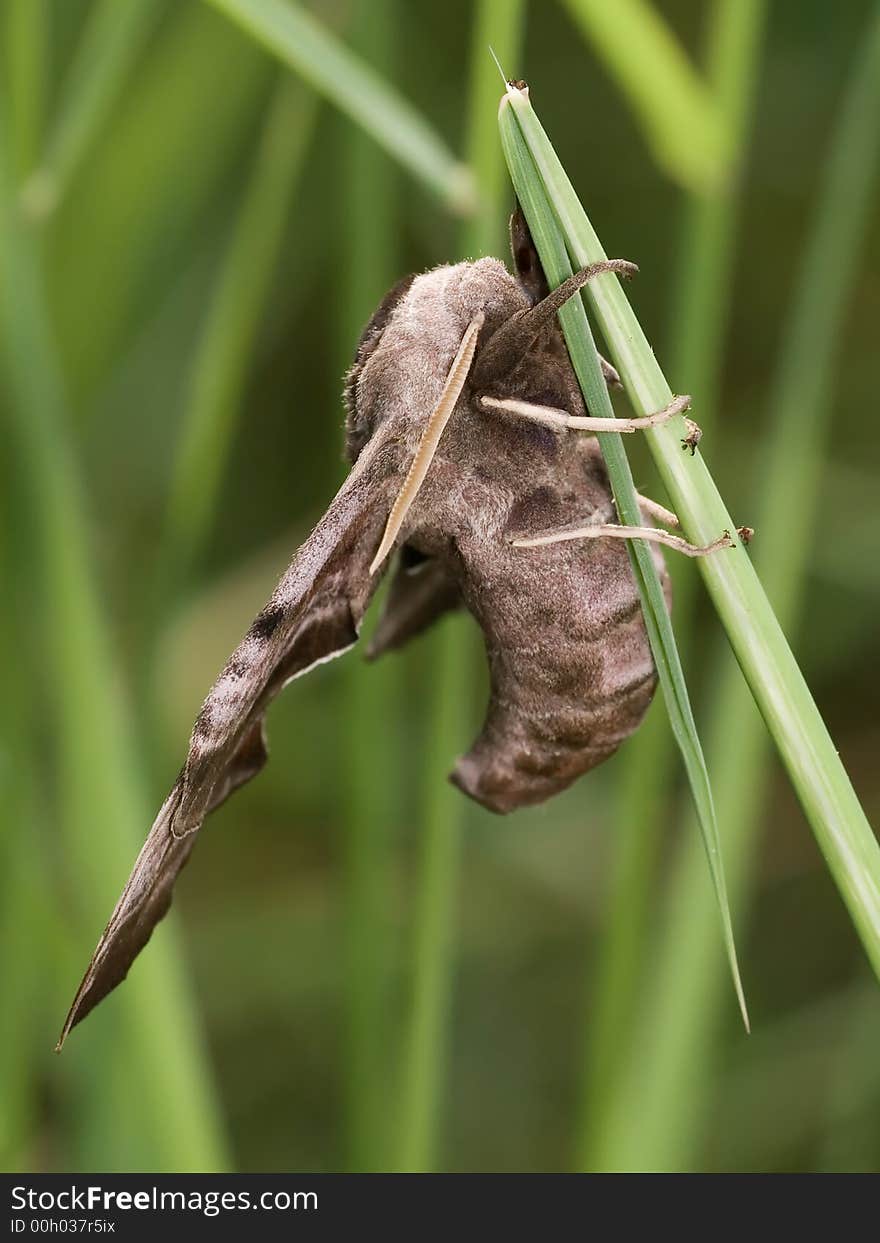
[58,208,727,1047]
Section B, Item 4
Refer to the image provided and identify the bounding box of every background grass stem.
[501,86,749,1031]
[340,0,399,1173]
[577,0,767,1169]
[394,2,526,1172]
[204,0,475,214]
[587,1,880,1171]
[22,0,166,218]
[0,110,228,1173]
[158,76,317,598]
[501,85,880,989]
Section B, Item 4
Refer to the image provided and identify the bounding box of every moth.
[58,207,735,1047]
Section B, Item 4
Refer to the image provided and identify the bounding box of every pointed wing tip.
[55,984,92,1053]
[55,1013,75,1054]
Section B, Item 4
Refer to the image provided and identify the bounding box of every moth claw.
[681,418,702,455]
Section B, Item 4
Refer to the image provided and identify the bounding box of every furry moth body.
[58,210,674,1046]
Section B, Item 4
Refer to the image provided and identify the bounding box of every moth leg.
[512,521,748,558]
[366,549,460,659]
[632,497,753,546]
[600,354,622,388]
[636,494,680,529]
[480,393,701,447]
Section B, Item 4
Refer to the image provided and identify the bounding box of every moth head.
[343,258,529,464]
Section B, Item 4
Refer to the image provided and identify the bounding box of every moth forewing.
[57,427,400,1047]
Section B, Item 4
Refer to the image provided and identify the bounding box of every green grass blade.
[461,0,527,258]
[49,2,270,402]
[3,0,48,178]
[22,0,166,218]
[0,123,228,1172]
[0,534,50,1171]
[204,0,475,215]
[559,0,727,192]
[668,0,768,402]
[591,1,880,1170]
[394,618,471,1172]
[500,97,749,1030]
[159,77,317,593]
[818,981,880,1171]
[501,85,880,985]
[339,0,399,1173]
[0,6,50,1162]
[394,5,526,1174]
[578,0,767,1168]
[714,984,876,1170]
[0,824,43,1170]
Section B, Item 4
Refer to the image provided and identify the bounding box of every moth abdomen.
[451,626,658,815]
[446,449,669,815]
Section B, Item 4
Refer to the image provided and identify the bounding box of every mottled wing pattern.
[58,431,400,1047]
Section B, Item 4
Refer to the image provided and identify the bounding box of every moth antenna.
[370,313,485,575]
[636,493,680,529]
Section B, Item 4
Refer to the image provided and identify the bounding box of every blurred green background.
[1,0,879,1174]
